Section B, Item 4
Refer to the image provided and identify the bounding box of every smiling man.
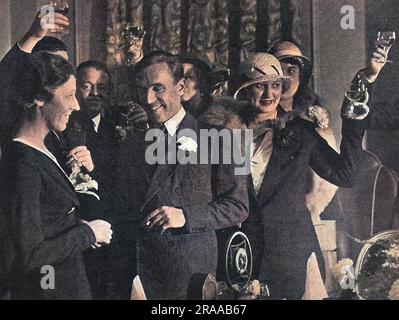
[118,51,249,300]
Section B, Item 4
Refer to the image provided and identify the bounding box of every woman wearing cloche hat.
[269,40,342,290]
[235,52,369,299]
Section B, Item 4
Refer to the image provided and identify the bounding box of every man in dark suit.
[66,60,119,299]
[118,51,249,300]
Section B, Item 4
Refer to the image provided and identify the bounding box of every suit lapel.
[140,113,197,211]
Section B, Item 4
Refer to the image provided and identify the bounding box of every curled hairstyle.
[134,50,184,84]
[236,75,291,102]
[8,51,75,121]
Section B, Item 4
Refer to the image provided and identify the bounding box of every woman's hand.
[82,220,113,248]
[19,10,69,53]
[68,146,94,172]
[364,46,391,82]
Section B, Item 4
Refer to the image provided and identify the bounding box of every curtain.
[107,0,302,67]
[106,0,303,102]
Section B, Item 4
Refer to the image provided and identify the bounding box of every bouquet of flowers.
[68,161,100,201]
[65,120,100,200]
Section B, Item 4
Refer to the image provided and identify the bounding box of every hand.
[126,104,149,128]
[82,220,113,246]
[20,10,69,52]
[128,37,144,64]
[68,146,94,172]
[365,46,391,81]
[144,206,186,231]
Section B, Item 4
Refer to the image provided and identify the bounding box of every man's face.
[182,63,200,102]
[77,67,110,118]
[245,80,283,114]
[138,62,184,124]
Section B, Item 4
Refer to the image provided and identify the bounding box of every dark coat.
[63,112,118,221]
[0,141,96,300]
[117,112,249,300]
[0,44,30,146]
[242,114,367,299]
[62,112,120,299]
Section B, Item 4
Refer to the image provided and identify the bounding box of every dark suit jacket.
[62,112,121,298]
[117,112,249,300]
[63,112,118,221]
[242,114,367,299]
[0,141,96,300]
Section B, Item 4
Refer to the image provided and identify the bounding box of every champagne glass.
[47,0,70,35]
[374,31,396,63]
[50,0,70,15]
[121,24,146,65]
[345,81,368,104]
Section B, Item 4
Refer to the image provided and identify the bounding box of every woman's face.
[43,75,80,132]
[280,61,300,101]
[246,80,283,114]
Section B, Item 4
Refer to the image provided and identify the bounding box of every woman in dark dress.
[0,52,113,300]
[234,53,368,299]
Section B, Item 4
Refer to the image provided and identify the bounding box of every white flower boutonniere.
[177,136,198,153]
[69,163,100,201]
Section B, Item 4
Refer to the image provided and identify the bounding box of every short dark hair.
[135,50,184,84]
[8,52,75,124]
[32,36,69,55]
[178,54,212,79]
[76,60,112,83]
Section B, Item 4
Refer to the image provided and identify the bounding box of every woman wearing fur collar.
[269,41,339,220]
[228,52,368,299]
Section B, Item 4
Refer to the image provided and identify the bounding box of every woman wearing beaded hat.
[234,52,368,299]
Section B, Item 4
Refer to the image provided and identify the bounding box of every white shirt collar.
[163,107,186,136]
[92,114,101,133]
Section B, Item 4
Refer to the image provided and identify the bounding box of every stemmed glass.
[345,80,368,104]
[374,31,396,63]
[49,0,70,15]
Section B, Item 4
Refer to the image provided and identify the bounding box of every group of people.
[0,9,394,300]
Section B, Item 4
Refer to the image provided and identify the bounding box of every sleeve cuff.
[79,223,97,247]
[342,102,370,120]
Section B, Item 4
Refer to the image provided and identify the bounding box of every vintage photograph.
[1,0,399,303]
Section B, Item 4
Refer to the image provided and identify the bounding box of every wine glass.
[47,0,70,35]
[374,31,396,63]
[121,24,146,65]
[345,81,368,104]
[49,0,69,15]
